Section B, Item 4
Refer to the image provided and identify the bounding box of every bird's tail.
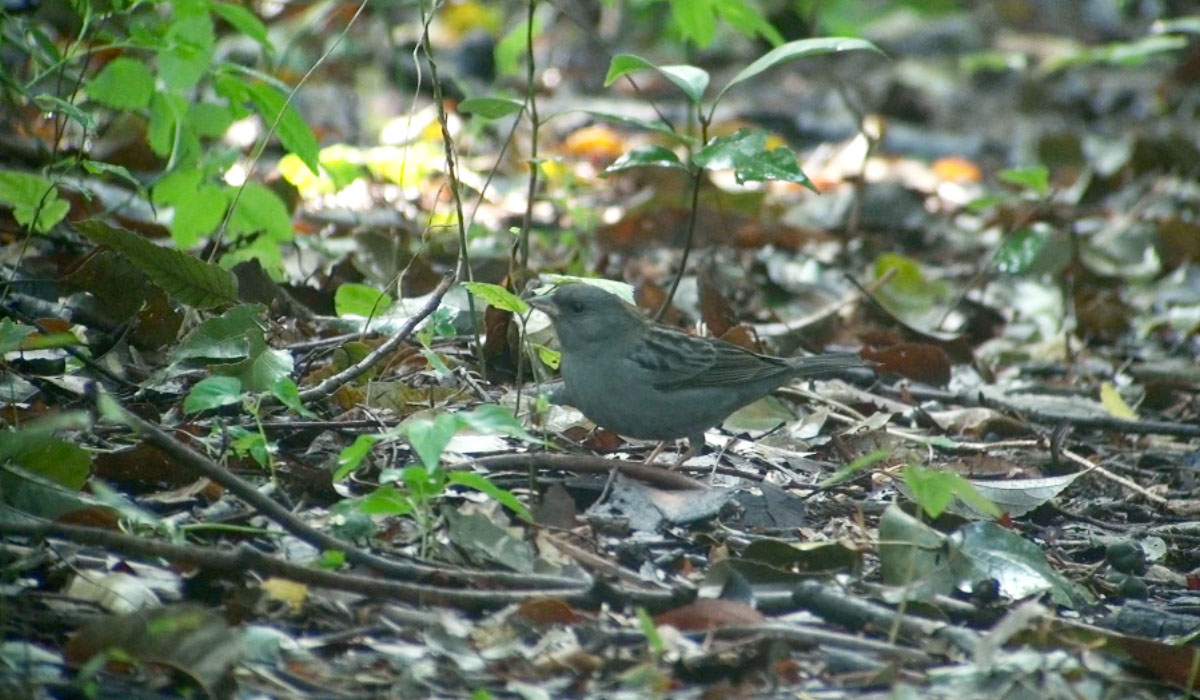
[787,352,868,377]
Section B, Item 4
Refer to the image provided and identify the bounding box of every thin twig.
[468,453,707,490]
[419,3,487,381]
[298,275,452,402]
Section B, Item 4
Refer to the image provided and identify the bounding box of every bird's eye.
[567,300,585,313]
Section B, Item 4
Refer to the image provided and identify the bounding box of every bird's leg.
[667,433,707,470]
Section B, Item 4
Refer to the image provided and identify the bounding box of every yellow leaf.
[1100,382,1138,421]
[262,577,309,611]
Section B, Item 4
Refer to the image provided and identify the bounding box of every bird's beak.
[528,295,559,318]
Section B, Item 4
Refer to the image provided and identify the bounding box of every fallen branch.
[4,520,589,611]
[115,403,589,590]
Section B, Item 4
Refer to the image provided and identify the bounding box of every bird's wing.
[628,325,790,390]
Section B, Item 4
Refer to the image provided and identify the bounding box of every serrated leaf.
[229,182,292,242]
[459,97,524,119]
[464,282,528,314]
[183,376,244,414]
[604,54,710,105]
[210,1,270,49]
[716,37,883,107]
[243,80,319,176]
[0,170,70,233]
[169,183,229,248]
[603,145,687,175]
[78,220,238,308]
[86,57,154,110]
[158,14,214,92]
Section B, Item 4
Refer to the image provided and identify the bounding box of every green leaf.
[994,225,1070,275]
[532,343,560,370]
[229,182,293,242]
[189,101,234,137]
[0,433,91,492]
[271,377,316,418]
[0,319,36,354]
[458,97,524,120]
[540,275,636,304]
[210,1,270,50]
[357,484,414,516]
[86,57,155,110]
[333,434,382,482]
[715,0,784,45]
[173,304,264,363]
[818,450,888,489]
[183,376,244,414]
[457,404,538,443]
[158,13,215,92]
[228,425,272,468]
[0,413,93,491]
[78,220,239,308]
[577,111,687,143]
[147,92,186,158]
[954,522,1096,607]
[220,346,293,393]
[694,129,815,190]
[80,160,142,193]
[902,464,954,518]
[604,54,710,106]
[998,165,1049,196]
[447,471,532,521]
[243,80,320,177]
[902,464,1001,519]
[669,0,716,48]
[603,145,687,175]
[715,37,883,108]
[32,95,95,131]
[464,282,528,314]
[403,413,461,471]
[170,183,229,248]
[335,283,394,318]
[0,170,70,233]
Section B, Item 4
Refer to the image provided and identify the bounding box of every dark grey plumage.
[530,284,863,450]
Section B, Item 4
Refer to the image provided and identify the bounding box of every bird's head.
[529,284,644,351]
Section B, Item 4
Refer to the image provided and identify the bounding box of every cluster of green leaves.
[331,404,537,552]
[0,0,315,275]
[598,39,880,188]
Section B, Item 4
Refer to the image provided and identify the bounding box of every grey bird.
[529,284,865,454]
